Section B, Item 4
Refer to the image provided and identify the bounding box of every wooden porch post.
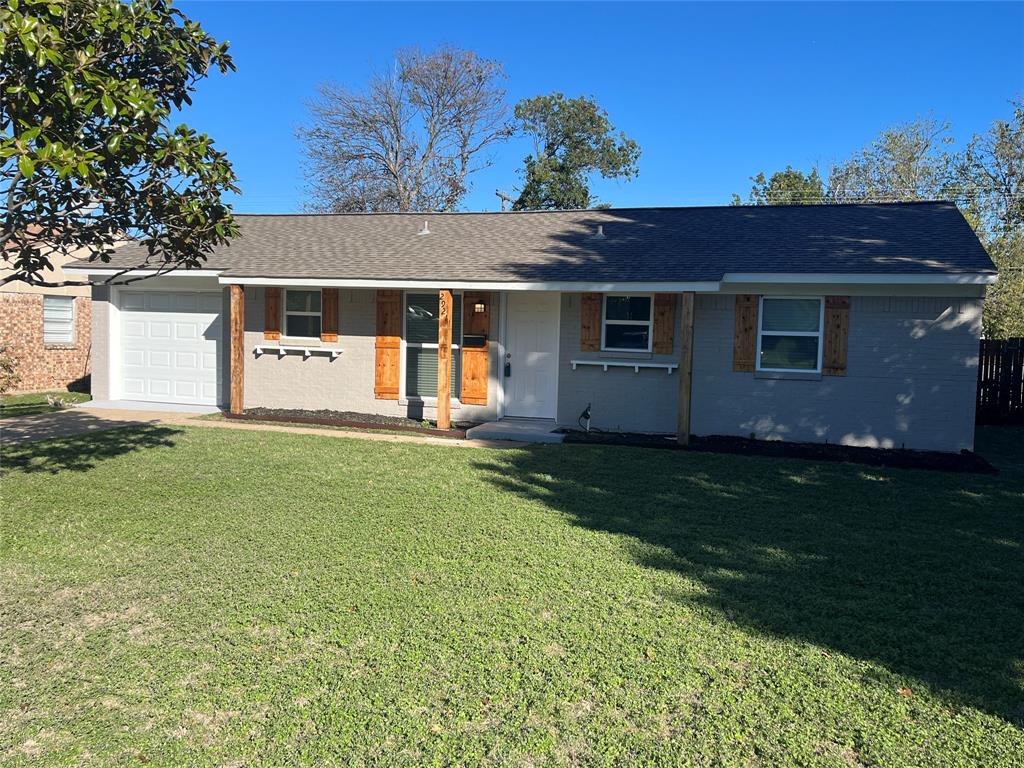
[676,291,695,445]
[229,284,245,414]
[437,289,453,430]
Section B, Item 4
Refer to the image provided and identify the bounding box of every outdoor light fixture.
[474,301,486,314]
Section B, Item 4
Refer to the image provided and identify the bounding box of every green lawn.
[2,426,1022,766]
[1,390,91,418]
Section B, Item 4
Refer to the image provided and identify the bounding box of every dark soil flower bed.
[558,429,998,474]
[226,407,468,438]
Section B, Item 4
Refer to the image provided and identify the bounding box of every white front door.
[119,290,221,405]
[505,292,560,419]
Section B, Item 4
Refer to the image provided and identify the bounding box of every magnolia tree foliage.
[512,93,640,210]
[1,0,238,287]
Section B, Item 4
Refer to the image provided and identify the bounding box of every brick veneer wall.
[0,292,92,392]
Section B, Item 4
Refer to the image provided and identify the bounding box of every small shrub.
[0,346,20,395]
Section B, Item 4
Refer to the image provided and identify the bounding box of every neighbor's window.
[757,297,823,372]
[284,289,321,338]
[602,295,653,352]
[404,292,461,399]
[43,296,75,344]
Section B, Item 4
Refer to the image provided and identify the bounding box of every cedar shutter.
[374,290,401,399]
[460,291,490,405]
[652,293,677,354]
[732,294,759,372]
[580,293,601,351]
[264,287,281,340]
[321,288,339,342]
[822,296,850,376]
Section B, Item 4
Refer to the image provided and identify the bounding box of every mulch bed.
[559,429,998,474]
[226,408,468,438]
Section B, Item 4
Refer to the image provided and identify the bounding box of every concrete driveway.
[1,409,162,445]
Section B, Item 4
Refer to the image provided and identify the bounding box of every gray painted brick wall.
[556,293,682,433]
[690,294,981,451]
[556,293,982,452]
[244,287,499,423]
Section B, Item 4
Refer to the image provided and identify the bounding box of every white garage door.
[120,291,222,405]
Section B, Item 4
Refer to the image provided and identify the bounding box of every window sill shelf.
[754,370,822,381]
[254,344,343,360]
[570,359,678,374]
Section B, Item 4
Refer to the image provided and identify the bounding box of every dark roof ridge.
[231,200,957,218]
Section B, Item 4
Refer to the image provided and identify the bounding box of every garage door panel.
[172,294,197,312]
[121,294,146,311]
[174,322,199,341]
[123,349,145,367]
[175,351,198,370]
[124,320,146,338]
[147,293,171,312]
[148,378,171,396]
[149,350,171,368]
[119,290,221,406]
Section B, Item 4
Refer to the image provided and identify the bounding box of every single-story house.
[66,201,996,452]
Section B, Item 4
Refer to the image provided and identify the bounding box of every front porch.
[225,285,697,443]
[465,417,565,444]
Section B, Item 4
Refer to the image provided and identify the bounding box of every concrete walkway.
[2,406,524,449]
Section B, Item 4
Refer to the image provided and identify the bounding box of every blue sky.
[178,1,1024,213]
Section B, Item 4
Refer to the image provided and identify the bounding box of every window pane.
[605,296,651,321]
[761,298,820,332]
[405,293,462,344]
[605,323,650,350]
[286,290,320,312]
[286,314,321,338]
[405,346,461,398]
[43,296,74,343]
[760,335,819,370]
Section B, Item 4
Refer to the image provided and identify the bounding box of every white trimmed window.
[757,297,824,372]
[284,289,321,338]
[43,296,75,344]
[602,295,653,352]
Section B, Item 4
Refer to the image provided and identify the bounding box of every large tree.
[1,0,239,287]
[826,116,954,203]
[512,93,640,210]
[730,166,825,206]
[953,99,1024,338]
[299,47,512,213]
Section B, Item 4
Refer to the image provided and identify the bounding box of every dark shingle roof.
[93,201,995,282]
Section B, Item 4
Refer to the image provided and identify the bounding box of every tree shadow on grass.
[2,425,183,474]
[471,426,1024,723]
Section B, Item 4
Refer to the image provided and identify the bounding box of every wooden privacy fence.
[976,338,1024,424]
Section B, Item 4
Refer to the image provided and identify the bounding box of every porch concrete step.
[466,418,565,444]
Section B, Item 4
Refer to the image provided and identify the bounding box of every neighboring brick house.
[0,250,92,393]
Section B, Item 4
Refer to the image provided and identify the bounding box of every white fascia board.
[216,276,722,293]
[63,267,224,279]
[721,272,998,285]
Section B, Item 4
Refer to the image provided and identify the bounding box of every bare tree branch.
[298,46,513,212]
